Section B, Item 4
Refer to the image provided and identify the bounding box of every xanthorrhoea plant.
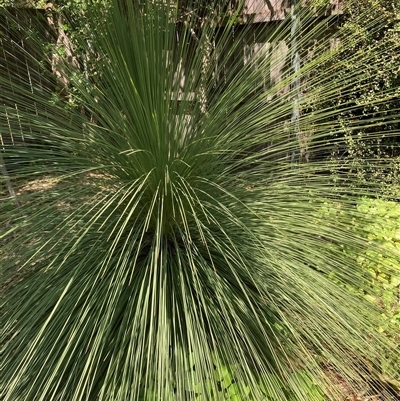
[1,1,399,400]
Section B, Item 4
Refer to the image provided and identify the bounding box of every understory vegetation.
[1,1,400,400]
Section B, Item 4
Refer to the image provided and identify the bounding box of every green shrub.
[317,0,400,194]
[353,199,400,381]
[320,197,400,383]
[1,1,400,400]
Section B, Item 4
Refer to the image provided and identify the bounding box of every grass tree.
[1,1,399,400]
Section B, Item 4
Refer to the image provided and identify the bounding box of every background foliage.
[316,0,400,196]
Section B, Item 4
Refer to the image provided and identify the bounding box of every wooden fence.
[243,0,342,22]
